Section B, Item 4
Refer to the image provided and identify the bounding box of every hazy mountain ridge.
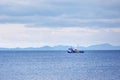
[84,43,120,50]
[0,43,120,50]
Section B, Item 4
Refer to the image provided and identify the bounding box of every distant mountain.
[39,45,69,50]
[0,43,120,50]
[83,43,120,50]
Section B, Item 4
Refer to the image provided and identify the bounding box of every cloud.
[0,23,120,47]
[0,0,120,28]
[0,0,120,47]
[0,15,120,28]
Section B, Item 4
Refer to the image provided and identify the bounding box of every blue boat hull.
[67,50,84,53]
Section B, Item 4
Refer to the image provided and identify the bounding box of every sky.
[0,0,120,48]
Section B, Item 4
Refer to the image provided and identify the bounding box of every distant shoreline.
[0,43,120,50]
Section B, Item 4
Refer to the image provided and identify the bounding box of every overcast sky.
[0,0,120,48]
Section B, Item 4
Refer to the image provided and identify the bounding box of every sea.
[0,50,120,80]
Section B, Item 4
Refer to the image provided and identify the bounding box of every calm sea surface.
[0,50,120,80]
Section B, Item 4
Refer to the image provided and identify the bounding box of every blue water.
[0,50,120,80]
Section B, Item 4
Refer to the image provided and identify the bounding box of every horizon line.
[0,43,120,49]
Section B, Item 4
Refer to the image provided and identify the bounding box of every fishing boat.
[67,47,84,53]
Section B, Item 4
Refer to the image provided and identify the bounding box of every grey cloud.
[0,0,120,28]
[0,15,120,28]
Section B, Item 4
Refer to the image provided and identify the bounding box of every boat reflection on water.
[67,47,84,53]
